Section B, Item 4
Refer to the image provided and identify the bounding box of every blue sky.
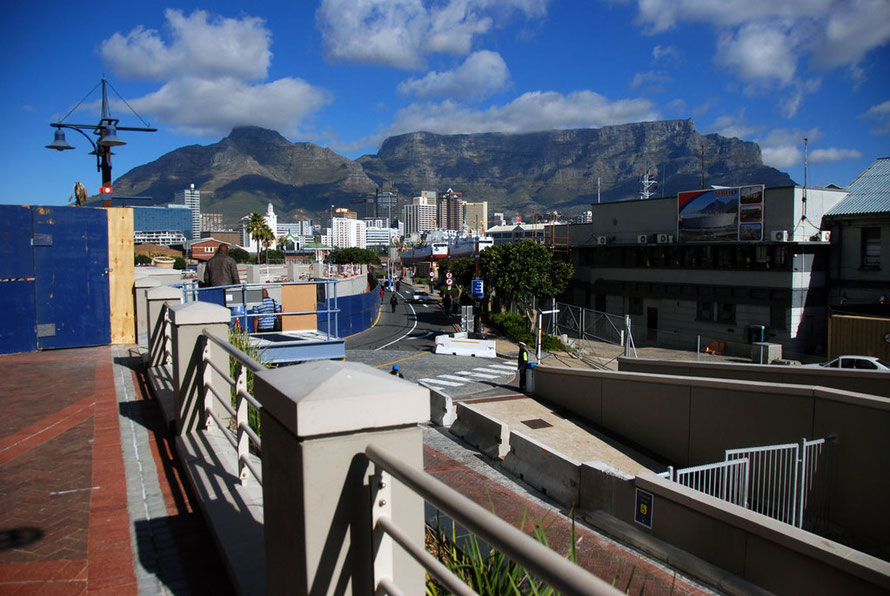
[2,0,888,206]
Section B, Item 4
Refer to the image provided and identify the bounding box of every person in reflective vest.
[517,342,529,390]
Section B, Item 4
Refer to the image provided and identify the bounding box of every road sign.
[471,279,483,298]
[446,271,453,279]
[99,186,113,194]
[446,278,453,287]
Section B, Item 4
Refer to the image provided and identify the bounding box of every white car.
[804,355,890,371]
[411,290,431,304]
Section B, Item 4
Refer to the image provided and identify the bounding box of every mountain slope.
[112,120,793,224]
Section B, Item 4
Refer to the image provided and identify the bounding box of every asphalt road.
[345,282,519,399]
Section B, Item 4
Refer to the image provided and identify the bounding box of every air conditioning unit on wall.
[772,230,789,242]
[637,234,649,244]
[657,233,673,244]
[597,235,607,245]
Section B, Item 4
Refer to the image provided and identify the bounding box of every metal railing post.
[235,363,249,482]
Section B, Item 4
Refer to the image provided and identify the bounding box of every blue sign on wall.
[471,278,484,298]
[635,488,654,529]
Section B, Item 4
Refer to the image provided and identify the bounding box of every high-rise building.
[375,189,399,222]
[464,201,488,235]
[402,203,437,235]
[413,190,436,205]
[201,212,224,232]
[437,188,464,231]
[330,218,367,248]
[173,184,201,240]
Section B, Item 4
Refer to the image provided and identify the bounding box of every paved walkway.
[0,346,232,595]
[0,344,715,595]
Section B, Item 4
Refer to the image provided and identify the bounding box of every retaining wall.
[533,365,890,559]
[617,357,890,399]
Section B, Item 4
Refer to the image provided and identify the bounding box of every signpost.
[471,279,484,298]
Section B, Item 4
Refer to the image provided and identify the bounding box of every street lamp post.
[46,78,156,205]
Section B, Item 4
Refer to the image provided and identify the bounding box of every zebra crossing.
[419,360,517,389]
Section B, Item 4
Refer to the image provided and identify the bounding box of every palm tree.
[259,225,275,264]
[246,212,267,264]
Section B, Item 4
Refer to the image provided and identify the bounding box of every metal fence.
[667,437,832,531]
[536,302,632,361]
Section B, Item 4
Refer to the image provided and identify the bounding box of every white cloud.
[630,70,671,91]
[101,9,271,82]
[100,10,330,137]
[652,44,680,61]
[124,77,331,137]
[398,51,510,98]
[716,23,798,85]
[316,0,548,69]
[381,90,659,137]
[861,100,890,134]
[810,148,863,163]
[707,111,759,139]
[630,0,890,118]
[757,128,858,168]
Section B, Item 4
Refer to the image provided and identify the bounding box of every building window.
[862,227,881,269]
[697,301,735,323]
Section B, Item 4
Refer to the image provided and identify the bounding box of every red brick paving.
[423,445,710,595]
[0,347,232,595]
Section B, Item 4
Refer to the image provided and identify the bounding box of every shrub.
[229,246,251,263]
[135,254,152,265]
[173,257,186,270]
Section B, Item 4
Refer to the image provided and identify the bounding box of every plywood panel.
[281,284,317,331]
[107,207,135,344]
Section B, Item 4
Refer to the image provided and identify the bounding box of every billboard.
[677,185,764,242]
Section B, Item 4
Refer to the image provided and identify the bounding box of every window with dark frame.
[862,227,881,269]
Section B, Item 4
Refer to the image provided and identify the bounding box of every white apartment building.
[328,217,367,249]
[464,201,488,235]
[366,226,396,247]
[402,203,437,235]
[173,184,201,239]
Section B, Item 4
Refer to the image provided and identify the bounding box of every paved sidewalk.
[0,346,232,595]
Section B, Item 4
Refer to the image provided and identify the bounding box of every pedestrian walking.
[390,294,398,313]
[203,244,240,287]
[253,288,279,332]
[517,341,529,390]
[380,286,385,303]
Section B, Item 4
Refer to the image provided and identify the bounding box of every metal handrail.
[365,445,619,596]
[200,329,264,485]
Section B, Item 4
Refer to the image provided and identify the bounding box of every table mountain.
[112,120,793,224]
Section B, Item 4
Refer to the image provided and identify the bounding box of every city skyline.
[1,1,888,207]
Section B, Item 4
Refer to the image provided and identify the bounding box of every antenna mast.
[640,168,658,200]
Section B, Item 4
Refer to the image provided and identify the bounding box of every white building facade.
[173,184,201,240]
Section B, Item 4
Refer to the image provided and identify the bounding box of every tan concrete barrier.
[634,473,890,595]
[502,430,580,509]
[428,386,456,427]
[618,357,890,399]
[449,402,510,459]
[578,461,635,522]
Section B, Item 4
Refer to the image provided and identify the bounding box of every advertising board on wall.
[677,185,764,242]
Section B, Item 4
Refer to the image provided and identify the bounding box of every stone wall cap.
[256,360,430,437]
[169,301,231,325]
[134,276,163,289]
[146,285,183,300]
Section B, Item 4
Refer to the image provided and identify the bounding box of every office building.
[173,184,201,240]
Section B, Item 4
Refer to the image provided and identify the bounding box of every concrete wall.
[617,357,890,399]
[532,364,890,557]
[632,473,890,595]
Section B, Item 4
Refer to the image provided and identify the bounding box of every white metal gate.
[665,437,830,530]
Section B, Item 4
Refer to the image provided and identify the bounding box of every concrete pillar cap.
[169,301,231,325]
[146,285,183,300]
[256,360,430,438]
[134,276,163,289]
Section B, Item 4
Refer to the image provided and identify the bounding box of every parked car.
[803,355,890,371]
[411,289,431,304]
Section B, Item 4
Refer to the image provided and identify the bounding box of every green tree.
[135,254,152,266]
[229,246,251,263]
[326,247,381,266]
[480,240,574,324]
[246,212,271,264]
[446,257,476,299]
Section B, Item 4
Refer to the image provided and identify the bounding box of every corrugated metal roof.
[825,157,890,216]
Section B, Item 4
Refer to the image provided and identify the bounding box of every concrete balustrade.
[145,285,182,367]
[168,302,231,433]
[133,276,161,346]
[255,360,430,594]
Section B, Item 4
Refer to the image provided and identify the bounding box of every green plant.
[173,256,186,270]
[228,327,269,437]
[135,254,152,265]
[229,246,251,263]
[425,507,580,595]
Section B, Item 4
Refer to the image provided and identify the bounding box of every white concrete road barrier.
[502,430,581,509]
[435,332,497,358]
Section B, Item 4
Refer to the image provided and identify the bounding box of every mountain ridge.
[111,120,794,224]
